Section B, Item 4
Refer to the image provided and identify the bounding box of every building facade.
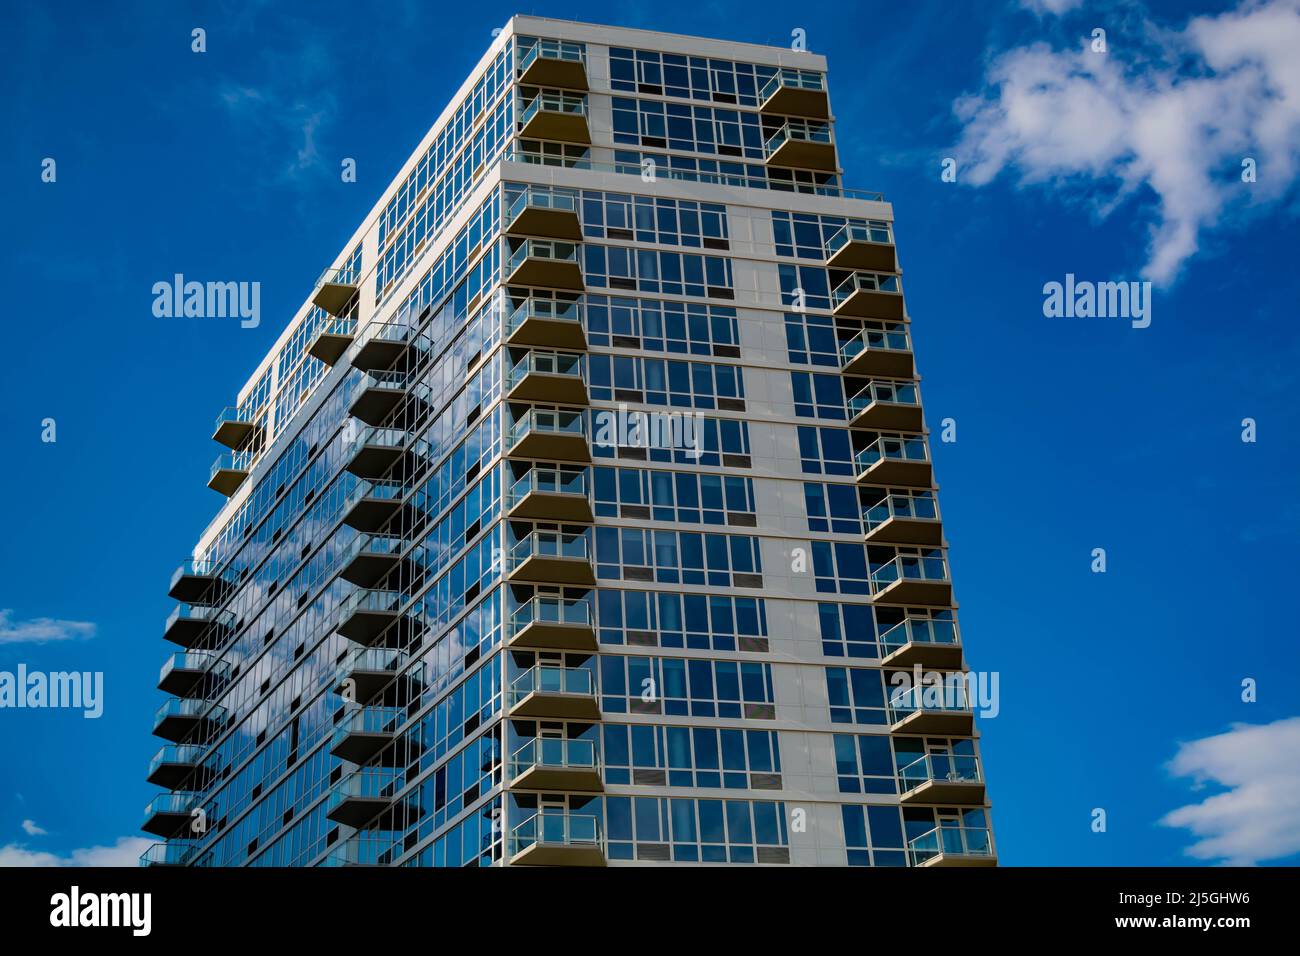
[144,16,995,868]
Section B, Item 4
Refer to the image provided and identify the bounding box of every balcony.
[906,825,996,867]
[208,452,249,496]
[312,267,358,317]
[832,271,905,320]
[342,479,405,532]
[326,769,407,828]
[764,121,837,171]
[508,597,596,651]
[864,493,941,546]
[759,68,829,119]
[517,92,590,143]
[877,617,962,669]
[509,812,605,866]
[871,552,951,606]
[349,371,410,426]
[351,322,423,373]
[157,651,226,697]
[507,350,587,405]
[211,406,260,449]
[855,436,932,488]
[847,380,923,431]
[508,737,602,792]
[825,221,896,272]
[507,467,592,522]
[507,297,587,350]
[899,754,986,806]
[330,706,406,765]
[335,647,414,703]
[152,699,227,743]
[340,533,408,588]
[508,531,595,585]
[518,39,588,90]
[839,323,913,379]
[888,682,974,735]
[146,744,209,790]
[338,589,411,646]
[140,842,195,867]
[322,836,399,867]
[167,559,230,604]
[162,605,234,649]
[345,427,411,480]
[309,315,357,366]
[507,664,600,720]
[142,794,195,838]
[504,185,583,241]
[506,239,585,291]
[507,409,590,462]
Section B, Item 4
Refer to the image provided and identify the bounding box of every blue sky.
[1,0,1297,866]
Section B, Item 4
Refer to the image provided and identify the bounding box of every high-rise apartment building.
[143,15,995,868]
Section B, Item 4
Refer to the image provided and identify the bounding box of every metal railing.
[510,530,591,569]
[508,408,587,446]
[871,552,950,591]
[507,297,585,334]
[510,595,593,633]
[508,238,581,271]
[832,270,901,307]
[898,753,982,792]
[864,493,938,530]
[519,37,586,72]
[509,812,602,857]
[839,324,910,367]
[508,736,599,779]
[877,616,958,657]
[508,663,595,705]
[855,435,929,472]
[765,120,834,156]
[847,380,919,418]
[760,68,826,102]
[519,92,587,125]
[509,466,589,504]
[906,825,993,866]
[825,220,894,255]
[508,349,584,384]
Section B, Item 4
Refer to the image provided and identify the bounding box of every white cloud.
[1020,0,1084,14]
[0,836,151,868]
[0,609,95,645]
[20,820,46,836]
[953,0,1300,285]
[1160,717,1300,865]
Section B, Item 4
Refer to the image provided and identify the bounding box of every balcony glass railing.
[839,324,910,367]
[760,68,826,103]
[330,768,404,808]
[509,736,599,780]
[511,596,593,633]
[140,842,195,866]
[313,313,357,340]
[864,493,938,530]
[165,604,234,634]
[519,92,587,125]
[334,705,404,741]
[825,220,893,255]
[510,812,602,856]
[352,426,409,450]
[158,651,224,686]
[847,380,919,418]
[509,466,588,504]
[357,369,409,392]
[508,664,595,704]
[147,744,205,780]
[906,825,993,866]
[832,271,901,307]
[154,698,227,726]
[898,753,982,792]
[507,297,585,334]
[315,266,358,291]
[339,646,407,677]
[345,532,406,563]
[346,478,405,509]
[213,406,256,435]
[506,185,580,223]
[322,835,399,867]
[354,320,418,352]
[519,38,586,71]
[508,408,587,446]
[169,558,226,591]
[855,436,929,472]
[877,617,959,657]
[340,588,405,618]
[144,793,194,818]
[888,680,973,720]
[871,553,950,591]
[508,349,584,385]
[209,451,251,481]
[508,239,581,272]
[511,530,590,568]
[764,120,833,156]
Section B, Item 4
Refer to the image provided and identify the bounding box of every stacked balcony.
[839,322,913,378]
[855,436,932,488]
[832,271,905,320]
[211,406,261,449]
[342,478,405,532]
[326,768,408,828]
[142,793,196,838]
[157,650,227,697]
[759,68,829,119]
[309,314,357,366]
[906,824,996,867]
[504,185,583,242]
[330,706,406,765]
[508,597,596,651]
[140,842,196,867]
[507,409,590,462]
[507,664,600,720]
[152,699,227,743]
[167,559,231,604]
[877,616,962,669]
[506,296,587,350]
[337,588,414,646]
[162,604,234,649]
[507,737,602,792]
[311,266,358,317]
[208,451,250,496]
[870,551,951,606]
[887,681,974,735]
[518,38,588,90]
[517,91,590,143]
[507,466,593,522]
[847,380,923,431]
[506,239,585,290]
[899,753,985,806]
[764,120,837,171]
[508,812,605,867]
[349,371,414,426]
[508,531,595,585]
[825,221,896,272]
[340,533,409,588]
[863,493,941,545]
[507,350,587,405]
[345,427,412,480]
[351,321,424,373]
[146,744,211,790]
[335,647,415,703]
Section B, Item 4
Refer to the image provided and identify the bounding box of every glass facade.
[145,16,994,868]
